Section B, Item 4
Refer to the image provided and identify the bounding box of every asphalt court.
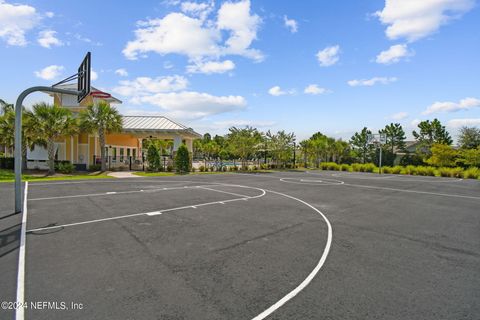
[1,170,479,319]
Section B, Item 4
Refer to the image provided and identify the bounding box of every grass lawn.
[0,169,113,183]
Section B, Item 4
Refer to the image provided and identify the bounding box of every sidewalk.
[107,171,138,178]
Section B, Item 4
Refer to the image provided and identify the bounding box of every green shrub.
[438,167,453,177]
[363,163,376,173]
[0,157,14,169]
[260,163,268,170]
[438,167,463,178]
[463,167,480,179]
[405,165,417,175]
[382,166,392,174]
[56,162,75,174]
[391,166,403,174]
[146,144,161,171]
[199,165,205,172]
[327,163,340,171]
[191,166,196,172]
[451,167,464,178]
[222,166,227,172]
[340,164,350,171]
[88,164,102,172]
[415,166,435,176]
[166,165,174,172]
[209,166,215,172]
[174,145,190,173]
[253,165,258,171]
[351,163,361,172]
[320,162,329,170]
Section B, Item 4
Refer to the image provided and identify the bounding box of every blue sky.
[0,0,479,141]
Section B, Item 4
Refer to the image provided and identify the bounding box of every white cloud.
[112,75,189,96]
[375,0,475,42]
[0,0,40,46]
[268,86,295,96]
[376,44,414,64]
[304,84,329,95]
[37,29,62,48]
[163,61,174,69]
[283,15,298,33]
[423,97,480,115]
[34,65,64,80]
[217,0,263,61]
[115,68,128,77]
[186,60,235,74]
[91,69,98,81]
[131,91,247,120]
[348,77,397,87]
[411,118,421,127]
[180,1,214,20]
[123,0,262,62]
[112,73,244,120]
[390,111,408,120]
[45,11,54,18]
[316,45,340,67]
[447,118,480,128]
[123,13,219,60]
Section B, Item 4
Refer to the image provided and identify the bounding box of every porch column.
[185,139,193,152]
[173,135,182,151]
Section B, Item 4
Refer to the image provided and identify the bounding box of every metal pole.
[14,86,80,213]
[379,144,382,174]
[293,141,296,168]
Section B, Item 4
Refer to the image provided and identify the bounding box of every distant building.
[27,84,201,170]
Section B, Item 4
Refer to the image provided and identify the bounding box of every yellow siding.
[106,134,138,147]
[73,136,78,162]
[89,136,95,164]
[65,137,71,161]
[79,134,88,144]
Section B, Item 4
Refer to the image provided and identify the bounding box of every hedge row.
[317,162,480,179]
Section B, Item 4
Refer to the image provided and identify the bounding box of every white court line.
[28,179,195,186]
[15,181,28,320]
[280,177,344,186]
[27,212,147,233]
[342,183,480,200]
[251,189,332,320]
[28,184,219,201]
[330,171,463,183]
[196,186,251,198]
[26,186,266,232]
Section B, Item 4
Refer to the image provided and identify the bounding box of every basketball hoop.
[90,90,111,99]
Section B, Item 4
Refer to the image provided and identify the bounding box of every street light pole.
[379,144,383,174]
[293,141,296,168]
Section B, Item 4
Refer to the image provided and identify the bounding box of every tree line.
[194,119,480,170]
[2,98,479,173]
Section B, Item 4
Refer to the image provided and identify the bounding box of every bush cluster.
[315,162,479,179]
[55,162,75,174]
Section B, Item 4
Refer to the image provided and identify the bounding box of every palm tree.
[0,99,14,115]
[0,106,41,168]
[79,100,122,171]
[31,103,77,175]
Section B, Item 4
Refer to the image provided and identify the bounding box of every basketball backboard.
[367,133,386,145]
[77,52,91,103]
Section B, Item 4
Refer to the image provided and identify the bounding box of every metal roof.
[122,116,201,137]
